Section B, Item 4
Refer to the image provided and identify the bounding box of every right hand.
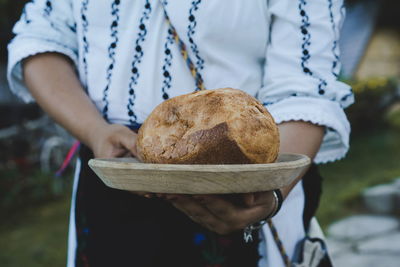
[88,123,154,198]
[88,123,138,159]
[161,192,276,235]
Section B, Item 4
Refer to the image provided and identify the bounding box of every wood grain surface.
[88,153,310,194]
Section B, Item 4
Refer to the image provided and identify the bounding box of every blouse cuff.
[266,96,351,164]
[7,37,79,103]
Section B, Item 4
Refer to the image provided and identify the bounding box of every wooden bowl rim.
[88,153,310,173]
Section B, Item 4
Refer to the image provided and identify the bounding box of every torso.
[71,0,271,124]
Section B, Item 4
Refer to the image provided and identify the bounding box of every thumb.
[243,192,273,207]
[242,193,255,207]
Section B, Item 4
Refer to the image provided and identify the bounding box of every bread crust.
[137,88,279,164]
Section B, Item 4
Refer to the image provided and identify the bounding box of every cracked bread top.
[136,88,279,164]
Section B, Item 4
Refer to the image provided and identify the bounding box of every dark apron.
[74,143,322,267]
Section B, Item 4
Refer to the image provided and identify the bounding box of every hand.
[166,192,276,235]
[88,123,138,158]
[87,123,156,198]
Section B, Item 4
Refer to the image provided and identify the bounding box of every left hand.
[162,121,324,234]
[165,192,276,235]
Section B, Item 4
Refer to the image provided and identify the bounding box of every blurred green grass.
[0,196,70,267]
[318,129,400,227]
[0,130,400,266]
[0,168,72,267]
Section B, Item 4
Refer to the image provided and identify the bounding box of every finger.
[245,191,274,207]
[193,195,241,222]
[170,196,230,233]
[122,151,133,157]
[107,146,129,158]
[242,193,255,207]
[172,196,215,218]
[239,205,272,225]
[129,191,154,198]
[118,127,138,157]
[163,194,183,201]
[195,195,273,229]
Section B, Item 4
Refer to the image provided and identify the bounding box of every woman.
[8,0,353,266]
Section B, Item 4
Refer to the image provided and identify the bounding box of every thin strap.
[160,1,206,91]
[160,1,290,265]
[55,140,81,177]
[267,219,292,267]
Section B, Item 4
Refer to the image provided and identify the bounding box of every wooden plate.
[88,153,310,194]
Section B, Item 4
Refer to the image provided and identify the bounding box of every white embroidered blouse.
[7,0,353,164]
[7,1,353,266]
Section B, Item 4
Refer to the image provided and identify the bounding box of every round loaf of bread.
[136,88,279,164]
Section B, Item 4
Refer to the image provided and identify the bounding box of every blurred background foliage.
[0,0,400,266]
[346,77,400,134]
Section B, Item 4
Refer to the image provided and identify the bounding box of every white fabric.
[259,181,306,267]
[67,158,81,267]
[267,96,350,163]
[7,0,352,266]
[7,0,353,163]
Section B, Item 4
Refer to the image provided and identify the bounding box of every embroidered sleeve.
[7,0,77,103]
[259,0,354,163]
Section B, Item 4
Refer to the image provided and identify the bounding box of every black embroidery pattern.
[127,1,152,124]
[43,0,60,31]
[41,37,74,49]
[299,0,327,95]
[262,101,275,106]
[161,28,174,100]
[69,23,77,33]
[81,0,89,81]
[328,0,340,77]
[102,0,121,120]
[160,0,173,100]
[263,93,307,107]
[341,92,353,103]
[44,0,52,16]
[22,5,31,24]
[187,0,205,90]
